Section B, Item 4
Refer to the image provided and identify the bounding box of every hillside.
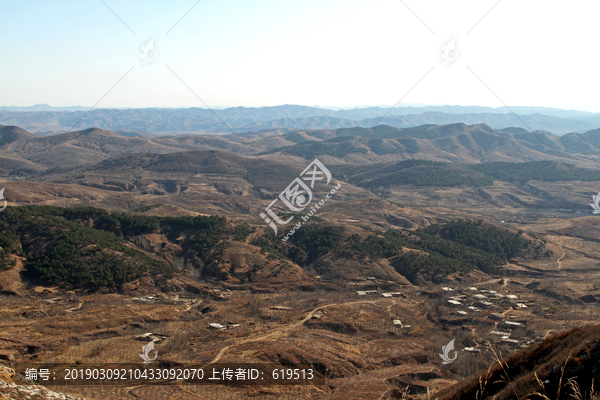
[0,205,549,294]
[1,154,599,400]
[0,124,36,144]
[265,123,600,167]
[336,159,600,189]
[435,324,600,400]
[0,127,180,171]
[0,206,177,292]
[1,203,599,399]
[0,126,261,175]
[1,123,600,177]
[16,148,596,220]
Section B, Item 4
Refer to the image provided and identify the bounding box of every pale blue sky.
[1,0,599,111]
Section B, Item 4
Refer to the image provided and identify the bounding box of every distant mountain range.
[1,105,599,136]
[2,122,600,177]
[0,104,117,112]
[263,124,600,166]
[2,121,599,219]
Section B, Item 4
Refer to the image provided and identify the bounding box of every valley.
[0,122,599,399]
[4,1,600,397]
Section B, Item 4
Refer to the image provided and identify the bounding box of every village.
[17,274,594,371]
[353,276,589,357]
[127,275,586,356]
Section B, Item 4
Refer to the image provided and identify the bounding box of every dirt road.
[207,299,384,364]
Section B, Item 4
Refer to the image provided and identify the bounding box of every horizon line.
[0,103,598,114]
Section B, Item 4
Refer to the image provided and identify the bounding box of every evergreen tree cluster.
[248,218,548,284]
[250,225,344,266]
[347,220,549,283]
[0,207,175,290]
[0,231,20,270]
[0,206,248,290]
[469,161,600,185]
[0,205,552,288]
[264,138,368,158]
[353,160,600,189]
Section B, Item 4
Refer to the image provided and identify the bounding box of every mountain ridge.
[2,105,600,136]
[1,122,600,177]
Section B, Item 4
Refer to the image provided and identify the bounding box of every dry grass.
[3,275,600,400]
[435,325,600,400]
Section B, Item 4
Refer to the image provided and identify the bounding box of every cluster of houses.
[132,295,201,305]
[439,286,537,348]
[352,284,539,347]
[485,314,529,346]
[441,287,532,311]
[356,290,406,298]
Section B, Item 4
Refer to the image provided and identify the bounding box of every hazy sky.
[1,0,598,111]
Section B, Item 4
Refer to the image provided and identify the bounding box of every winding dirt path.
[556,244,566,275]
[181,302,198,312]
[65,301,84,312]
[123,298,388,398]
[385,300,397,317]
[207,299,383,365]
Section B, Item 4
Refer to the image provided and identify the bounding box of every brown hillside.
[435,324,600,400]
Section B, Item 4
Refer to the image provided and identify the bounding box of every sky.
[1,0,599,111]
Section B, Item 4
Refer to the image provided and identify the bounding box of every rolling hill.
[0,205,548,292]
[265,123,600,167]
[2,122,600,178]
